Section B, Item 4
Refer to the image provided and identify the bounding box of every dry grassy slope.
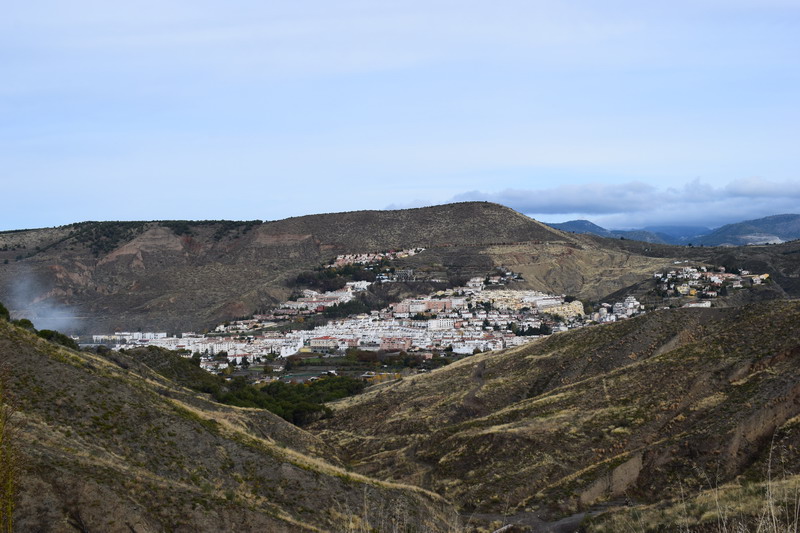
[589,412,800,531]
[0,320,458,532]
[478,240,668,300]
[313,300,800,520]
[0,202,676,333]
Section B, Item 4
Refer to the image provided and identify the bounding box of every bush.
[10,319,34,331]
[36,330,80,351]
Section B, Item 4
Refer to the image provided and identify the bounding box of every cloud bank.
[452,178,800,229]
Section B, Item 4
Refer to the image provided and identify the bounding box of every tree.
[285,355,300,371]
[10,319,33,331]
[37,329,79,350]
[356,350,378,363]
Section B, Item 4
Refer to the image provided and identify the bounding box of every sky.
[2,1,799,231]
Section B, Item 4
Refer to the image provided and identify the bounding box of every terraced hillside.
[0,319,458,532]
[313,300,800,529]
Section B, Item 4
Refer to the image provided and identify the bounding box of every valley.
[1,203,799,532]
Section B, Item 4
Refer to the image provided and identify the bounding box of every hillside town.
[328,247,424,267]
[91,276,624,377]
[656,263,770,307]
[87,262,770,380]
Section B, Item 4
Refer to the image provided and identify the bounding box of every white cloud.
[451,178,800,228]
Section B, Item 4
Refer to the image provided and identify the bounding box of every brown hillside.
[264,202,569,249]
[313,300,800,527]
[0,320,458,532]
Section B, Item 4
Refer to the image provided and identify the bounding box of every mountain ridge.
[548,213,800,246]
[695,213,800,246]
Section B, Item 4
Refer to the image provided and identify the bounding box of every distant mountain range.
[548,213,800,246]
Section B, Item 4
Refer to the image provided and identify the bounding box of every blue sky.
[2,1,799,231]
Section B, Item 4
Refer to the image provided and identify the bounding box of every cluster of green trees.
[63,220,264,257]
[283,348,383,369]
[506,322,552,336]
[295,263,379,292]
[274,315,330,332]
[287,348,453,372]
[108,347,367,427]
[70,221,147,256]
[288,285,402,321]
[212,376,365,426]
[322,298,372,318]
[115,345,366,427]
[160,220,261,240]
[34,329,80,350]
